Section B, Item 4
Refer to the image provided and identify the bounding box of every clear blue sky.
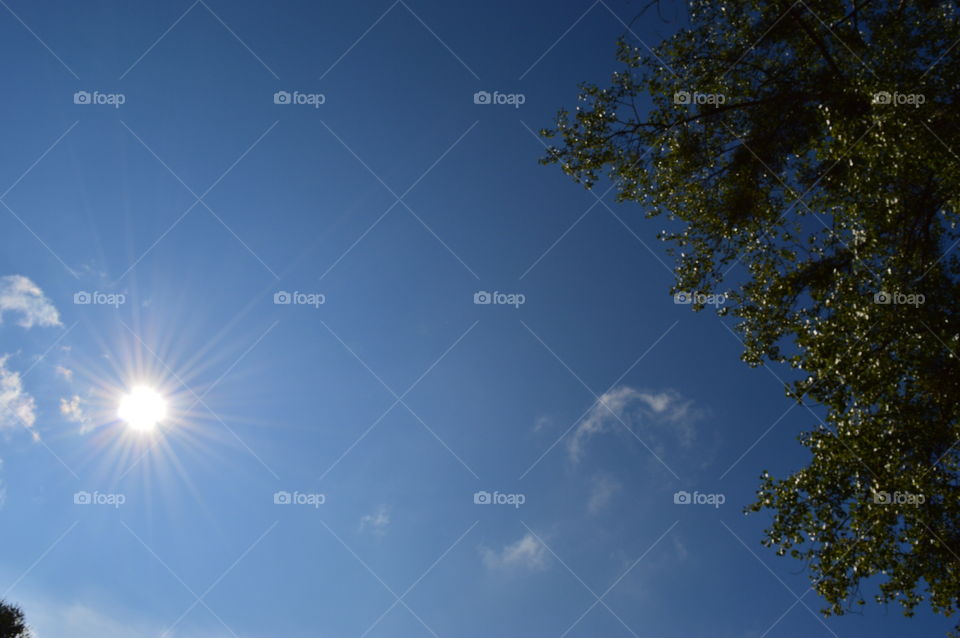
[0,1,949,636]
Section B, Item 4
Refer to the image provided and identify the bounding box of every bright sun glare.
[117,386,167,432]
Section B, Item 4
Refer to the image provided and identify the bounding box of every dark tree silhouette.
[0,600,29,638]
[542,0,960,633]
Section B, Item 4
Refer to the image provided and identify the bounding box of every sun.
[117,386,168,432]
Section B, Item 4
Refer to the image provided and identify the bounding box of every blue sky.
[0,1,950,636]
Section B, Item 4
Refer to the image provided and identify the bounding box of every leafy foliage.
[541,0,960,632]
[0,600,29,638]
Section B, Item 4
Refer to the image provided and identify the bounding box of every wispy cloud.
[0,355,36,431]
[567,386,702,463]
[59,395,88,428]
[359,505,391,536]
[481,532,548,572]
[587,472,621,515]
[54,366,73,381]
[0,275,61,328]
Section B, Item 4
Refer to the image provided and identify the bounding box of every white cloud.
[359,505,391,536]
[481,532,549,572]
[567,386,701,463]
[0,355,36,431]
[54,366,73,380]
[0,275,61,328]
[587,473,621,515]
[59,395,87,426]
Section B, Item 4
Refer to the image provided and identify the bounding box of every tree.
[0,600,29,638]
[540,0,960,633]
